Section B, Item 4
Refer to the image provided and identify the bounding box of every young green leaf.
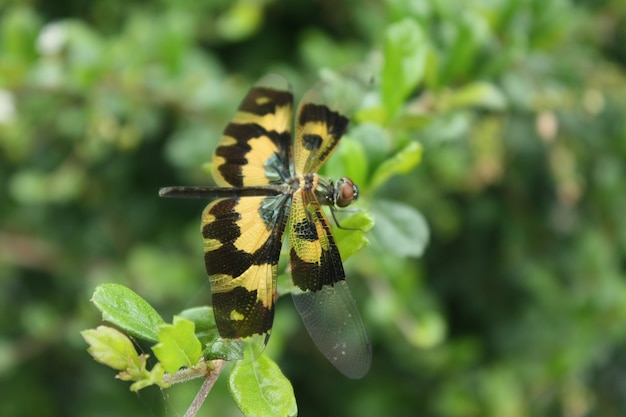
[82,326,170,391]
[81,325,139,371]
[152,316,202,374]
[129,363,167,392]
[369,141,423,191]
[228,352,297,417]
[179,306,220,348]
[371,200,429,258]
[91,283,165,343]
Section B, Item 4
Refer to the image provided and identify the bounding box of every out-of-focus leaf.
[1,7,40,61]
[323,135,368,189]
[390,112,432,132]
[369,141,423,191]
[405,311,447,349]
[382,18,428,119]
[91,284,165,343]
[356,105,388,126]
[439,12,489,84]
[8,170,49,204]
[300,29,364,70]
[64,22,105,87]
[152,316,202,374]
[443,82,507,111]
[371,200,429,258]
[216,0,263,41]
[229,352,297,417]
[8,164,84,204]
[349,123,391,171]
[126,246,199,303]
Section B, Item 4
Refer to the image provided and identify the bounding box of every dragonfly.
[159,74,371,378]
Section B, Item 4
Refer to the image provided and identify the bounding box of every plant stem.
[183,360,226,417]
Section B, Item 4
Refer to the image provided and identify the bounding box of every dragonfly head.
[334,177,359,208]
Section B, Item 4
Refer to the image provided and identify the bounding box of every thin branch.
[183,359,226,417]
[162,363,209,385]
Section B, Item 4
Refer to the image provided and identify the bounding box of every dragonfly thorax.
[309,175,359,208]
[287,173,319,194]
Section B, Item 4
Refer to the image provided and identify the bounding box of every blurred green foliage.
[2,0,626,416]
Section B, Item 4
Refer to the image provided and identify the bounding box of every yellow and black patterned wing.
[293,75,365,175]
[202,193,291,339]
[212,74,294,187]
[288,188,371,379]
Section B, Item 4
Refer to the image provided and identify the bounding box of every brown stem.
[183,360,226,417]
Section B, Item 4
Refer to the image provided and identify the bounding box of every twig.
[183,359,226,417]
[162,362,210,385]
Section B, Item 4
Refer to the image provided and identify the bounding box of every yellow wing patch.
[230,102,292,133]
[211,75,294,187]
[293,103,349,175]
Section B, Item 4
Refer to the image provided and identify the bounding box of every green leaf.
[152,316,202,374]
[349,123,391,173]
[405,311,447,349]
[439,13,488,85]
[178,307,220,348]
[130,363,167,392]
[443,82,507,111]
[423,45,440,89]
[390,113,432,133]
[216,1,263,41]
[81,326,139,371]
[1,7,40,61]
[82,326,169,391]
[323,135,369,189]
[371,200,429,258]
[229,352,297,417]
[333,211,375,260]
[382,18,428,119]
[299,29,364,70]
[91,284,165,343]
[370,141,423,191]
[179,306,218,334]
[206,336,245,361]
[355,105,388,126]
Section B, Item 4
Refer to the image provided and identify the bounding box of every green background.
[2,0,626,416]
